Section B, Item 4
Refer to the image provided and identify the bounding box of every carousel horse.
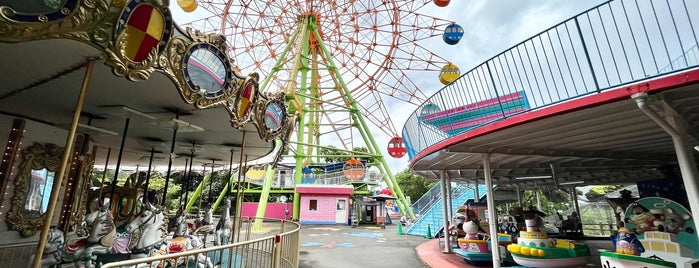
[214,198,233,246]
[126,202,212,268]
[193,205,216,245]
[124,202,168,260]
[32,205,116,268]
[28,226,65,268]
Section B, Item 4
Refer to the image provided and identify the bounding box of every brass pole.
[33,59,95,268]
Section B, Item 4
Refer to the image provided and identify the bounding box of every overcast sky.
[171,1,608,174]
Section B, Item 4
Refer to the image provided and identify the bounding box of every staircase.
[406,182,487,236]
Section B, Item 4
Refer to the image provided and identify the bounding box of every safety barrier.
[101,218,300,268]
[403,0,699,158]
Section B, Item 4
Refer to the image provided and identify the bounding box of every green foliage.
[584,185,625,201]
[517,188,572,216]
[395,169,435,201]
[319,145,348,163]
[318,145,374,165]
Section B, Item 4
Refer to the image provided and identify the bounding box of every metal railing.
[0,242,37,267]
[402,0,699,158]
[101,218,300,268]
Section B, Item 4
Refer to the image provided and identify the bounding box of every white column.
[440,170,452,253]
[483,154,501,268]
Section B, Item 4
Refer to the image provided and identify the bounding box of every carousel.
[0,0,293,267]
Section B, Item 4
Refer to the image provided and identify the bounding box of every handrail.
[101,218,300,268]
[402,0,699,159]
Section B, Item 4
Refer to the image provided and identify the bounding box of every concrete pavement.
[297,223,611,268]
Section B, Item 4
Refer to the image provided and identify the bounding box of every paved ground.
[298,223,429,268]
[298,223,612,268]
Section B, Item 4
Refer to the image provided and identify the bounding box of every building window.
[309,199,318,211]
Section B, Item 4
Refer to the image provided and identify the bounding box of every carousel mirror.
[186,47,226,97]
[263,99,286,133]
[7,143,63,237]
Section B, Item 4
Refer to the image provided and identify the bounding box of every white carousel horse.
[28,226,65,268]
[193,205,216,245]
[126,202,213,268]
[31,206,116,268]
[124,202,168,260]
[214,198,233,246]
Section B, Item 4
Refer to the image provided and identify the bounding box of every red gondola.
[387,136,407,158]
[434,0,450,7]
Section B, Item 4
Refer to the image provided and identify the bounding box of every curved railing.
[101,218,300,268]
[402,0,699,159]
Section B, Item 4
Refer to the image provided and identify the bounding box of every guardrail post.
[272,234,282,268]
[485,62,505,117]
[574,17,601,93]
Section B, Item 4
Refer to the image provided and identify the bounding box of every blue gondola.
[443,23,464,45]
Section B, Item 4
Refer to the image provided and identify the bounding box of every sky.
[169,0,608,174]
[372,0,608,173]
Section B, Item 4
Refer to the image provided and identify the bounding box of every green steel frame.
[258,14,415,220]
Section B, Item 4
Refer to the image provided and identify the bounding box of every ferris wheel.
[178,0,456,218]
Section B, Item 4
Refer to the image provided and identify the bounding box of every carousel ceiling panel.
[0,39,274,168]
[411,81,699,191]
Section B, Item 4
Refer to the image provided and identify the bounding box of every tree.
[584,185,625,201]
[395,169,435,202]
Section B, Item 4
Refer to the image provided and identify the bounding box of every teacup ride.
[506,219,590,268]
[453,219,514,266]
[32,205,116,268]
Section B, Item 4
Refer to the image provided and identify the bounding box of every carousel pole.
[184,147,195,210]
[179,157,189,208]
[33,59,95,268]
[208,159,216,205]
[227,149,234,198]
[143,147,155,203]
[233,132,247,243]
[161,120,178,206]
[108,116,131,208]
[98,147,111,201]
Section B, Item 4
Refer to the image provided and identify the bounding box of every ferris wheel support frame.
[256,14,415,220]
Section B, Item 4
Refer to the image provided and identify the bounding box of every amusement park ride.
[178,0,465,220]
[0,0,469,266]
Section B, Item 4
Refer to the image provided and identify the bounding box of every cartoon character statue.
[655,208,693,234]
[462,219,480,240]
[611,227,645,256]
[626,203,655,233]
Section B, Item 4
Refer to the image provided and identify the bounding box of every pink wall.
[241,202,293,220]
[299,194,348,224]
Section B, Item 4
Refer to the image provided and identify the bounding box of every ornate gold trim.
[105,31,159,81]
[161,28,243,108]
[0,0,113,45]
[104,0,173,81]
[67,153,95,233]
[227,73,260,129]
[6,143,64,237]
[252,90,291,141]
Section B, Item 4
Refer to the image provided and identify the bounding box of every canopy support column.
[482,154,501,268]
[633,93,699,236]
[33,59,95,268]
[440,170,451,253]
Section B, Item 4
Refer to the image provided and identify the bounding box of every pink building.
[296,185,354,224]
